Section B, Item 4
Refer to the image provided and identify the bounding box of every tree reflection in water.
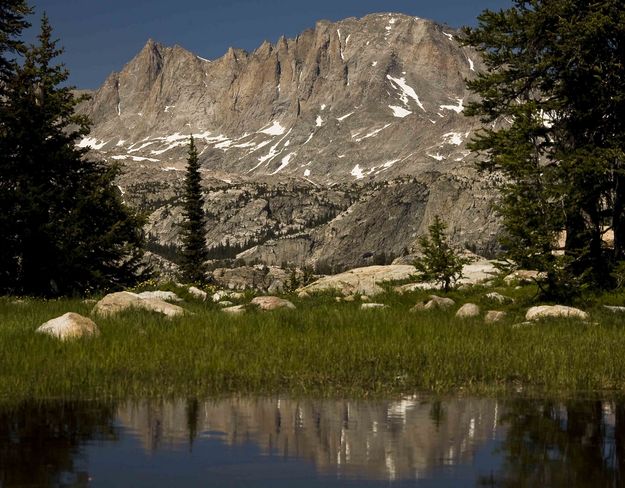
[0,401,117,487]
[481,398,625,487]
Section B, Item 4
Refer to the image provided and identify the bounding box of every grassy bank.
[2,283,625,402]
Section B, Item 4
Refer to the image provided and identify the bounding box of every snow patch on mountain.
[260,121,287,136]
[351,164,365,179]
[389,105,412,118]
[440,98,465,113]
[386,75,426,112]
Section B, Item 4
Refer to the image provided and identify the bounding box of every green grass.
[2,284,625,402]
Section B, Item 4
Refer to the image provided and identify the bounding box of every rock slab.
[92,291,186,318]
[301,265,417,297]
[136,291,182,302]
[526,305,589,321]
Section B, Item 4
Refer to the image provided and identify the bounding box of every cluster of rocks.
[34,263,601,341]
[35,287,301,340]
[36,290,193,341]
[408,295,508,324]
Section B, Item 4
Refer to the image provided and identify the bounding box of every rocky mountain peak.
[77,13,501,271]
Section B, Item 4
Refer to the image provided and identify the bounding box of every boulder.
[211,265,289,292]
[300,265,417,297]
[92,291,142,316]
[360,295,372,302]
[267,280,285,294]
[526,305,589,321]
[455,303,480,319]
[485,292,514,304]
[361,303,388,310]
[222,305,247,315]
[512,321,534,328]
[410,302,427,313]
[138,298,187,318]
[424,295,456,311]
[188,286,208,301]
[218,301,234,307]
[297,291,311,299]
[504,270,546,285]
[92,291,186,318]
[212,290,245,303]
[136,291,182,302]
[604,305,625,313]
[251,296,296,311]
[37,313,99,341]
[343,295,357,302]
[485,310,507,323]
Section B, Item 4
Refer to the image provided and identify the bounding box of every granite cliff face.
[78,13,501,271]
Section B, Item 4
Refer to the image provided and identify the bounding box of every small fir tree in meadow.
[414,216,468,292]
[180,136,209,283]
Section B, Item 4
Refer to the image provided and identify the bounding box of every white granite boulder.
[485,292,514,304]
[250,296,296,311]
[136,291,182,302]
[92,291,186,318]
[361,303,389,310]
[455,303,480,319]
[424,295,456,311]
[526,305,589,321]
[485,311,507,323]
[188,286,208,301]
[222,305,247,315]
[37,313,100,341]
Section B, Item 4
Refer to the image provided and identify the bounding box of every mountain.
[78,13,502,272]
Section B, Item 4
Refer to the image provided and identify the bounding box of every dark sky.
[24,0,512,89]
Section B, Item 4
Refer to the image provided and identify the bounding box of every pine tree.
[461,0,625,294]
[414,216,468,292]
[180,136,209,283]
[0,0,30,83]
[0,0,31,292]
[0,15,146,296]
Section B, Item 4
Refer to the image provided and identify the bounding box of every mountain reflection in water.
[0,396,623,487]
[117,396,498,480]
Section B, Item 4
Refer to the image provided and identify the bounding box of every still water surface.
[1,396,623,487]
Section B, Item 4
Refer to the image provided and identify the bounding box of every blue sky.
[25,0,512,88]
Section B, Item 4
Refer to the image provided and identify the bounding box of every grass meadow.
[2,282,625,403]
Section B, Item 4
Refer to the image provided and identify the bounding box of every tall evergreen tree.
[180,136,208,283]
[0,0,31,292]
[0,15,146,296]
[0,0,30,83]
[462,0,625,295]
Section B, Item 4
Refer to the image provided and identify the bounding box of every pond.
[0,396,623,487]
